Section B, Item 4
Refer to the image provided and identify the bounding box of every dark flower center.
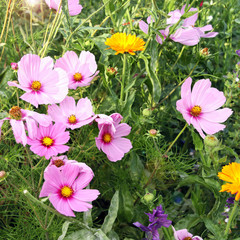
[53,159,65,168]
[190,105,201,117]
[103,133,112,143]
[9,106,22,120]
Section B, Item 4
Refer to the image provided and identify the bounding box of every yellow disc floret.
[41,137,54,147]
[9,106,22,120]
[190,105,202,117]
[68,115,77,124]
[105,32,145,55]
[73,73,82,82]
[103,133,112,143]
[61,186,73,198]
[183,238,192,240]
[31,81,41,91]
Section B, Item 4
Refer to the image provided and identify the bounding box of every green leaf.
[107,230,119,240]
[101,190,119,234]
[130,152,144,182]
[181,11,198,19]
[191,131,203,151]
[58,221,71,240]
[118,185,134,223]
[203,218,224,240]
[94,230,110,240]
[122,89,136,121]
[139,55,161,103]
[64,229,95,240]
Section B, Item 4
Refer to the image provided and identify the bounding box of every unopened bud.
[142,108,152,117]
[106,66,118,76]
[0,171,6,179]
[149,129,157,136]
[200,48,210,57]
[204,135,219,147]
[11,62,18,71]
[143,192,154,202]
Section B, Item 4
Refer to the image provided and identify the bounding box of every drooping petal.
[114,123,131,138]
[198,118,226,135]
[68,197,93,212]
[180,77,192,99]
[10,119,27,146]
[111,138,132,154]
[201,108,233,123]
[139,20,149,34]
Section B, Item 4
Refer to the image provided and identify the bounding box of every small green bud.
[149,129,157,136]
[143,192,154,202]
[142,108,152,117]
[0,171,6,179]
[204,135,219,147]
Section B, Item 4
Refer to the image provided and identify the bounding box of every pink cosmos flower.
[8,54,69,108]
[0,106,52,146]
[48,96,96,130]
[27,123,70,159]
[39,163,100,217]
[54,51,99,90]
[44,0,83,16]
[95,114,132,162]
[139,5,218,46]
[11,62,18,70]
[172,226,203,240]
[176,77,233,138]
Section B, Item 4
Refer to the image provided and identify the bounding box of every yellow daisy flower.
[105,32,145,55]
[218,162,240,200]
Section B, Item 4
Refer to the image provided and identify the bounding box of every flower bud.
[0,171,6,179]
[200,48,210,57]
[204,135,219,147]
[11,62,18,71]
[149,129,157,136]
[142,108,152,117]
[143,192,154,202]
[106,66,118,76]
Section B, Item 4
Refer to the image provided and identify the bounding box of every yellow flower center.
[190,105,202,117]
[9,106,22,120]
[73,73,82,82]
[103,133,112,143]
[31,81,41,91]
[41,137,54,147]
[183,238,192,240]
[68,115,77,124]
[61,186,73,198]
[53,159,65,168]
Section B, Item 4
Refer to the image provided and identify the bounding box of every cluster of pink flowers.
[139,4,218,46]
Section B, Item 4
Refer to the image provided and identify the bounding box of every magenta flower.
[54,51,99,90]
[176,77,233,138]
[172,226,203,240]
[236,49,240,56]
[95,114,132,162]
[11,62,18,70]
[0,106,52,146]
[44,0,83,16]
[8,54,69,108]
[39,163,100,217]
[27,123,70,159]
[48,96,96,130]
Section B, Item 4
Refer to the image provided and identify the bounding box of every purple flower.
[133,205,172,240]
[226,197,235,205]
[236,49,240,56]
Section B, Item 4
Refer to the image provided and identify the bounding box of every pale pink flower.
[139,4,218,46]
[54,51,99,90]
[27,123,70,159]
[39,163,100,217]
[172,226,203,240]
[0,106,52,146]
[176,77,233,138]
[8,54,69,108]
[44,0,83,16]
[48,96,96,130]
[95,114,132,162]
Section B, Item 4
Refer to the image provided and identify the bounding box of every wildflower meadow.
[0,0,240,239]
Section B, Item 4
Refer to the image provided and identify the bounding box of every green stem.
[224,200,239,238]
[23,190,97,233]
[0,0,11,43]
[171,46,185,70]
[144,123,188,188]
[120,54,127,102]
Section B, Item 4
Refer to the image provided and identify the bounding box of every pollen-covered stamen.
[73,72,83,82]
[68,115,77,124]
[53,159,65,168]
[190,105,202,117]
[103,133,112,143]
[9,106,22,120]
[183,237,192,240]
[61,186,73,198]
[41,136,54,147]
[31,81,41,91]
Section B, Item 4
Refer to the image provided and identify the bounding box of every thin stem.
[120,54,127,102]
[224,200,239,238]
[23,190,97,233]
[0,0,12,43]
[30,7,36,52]
[42,11,53,47]
[25,147,35,193]
[144,123,188,188]
[171,46,185,70]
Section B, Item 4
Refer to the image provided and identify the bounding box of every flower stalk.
[120,53,127,102]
